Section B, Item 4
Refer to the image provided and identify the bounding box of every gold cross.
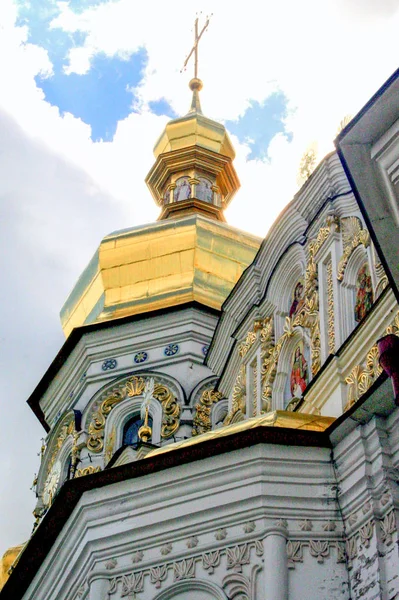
[182,15,211,79]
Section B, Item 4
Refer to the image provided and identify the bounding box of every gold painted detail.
[146,411,335,459]
[292,249,321,376]
[309,214,340,258]
[75,465,102,478]
[337,217,370,281]
[253,363,258,416]
[228,219,339,423]
[327,259,335,354]
[46,416,75,476]
[87,376,181,453]
[104,426,116,466]
[345,310,399,409]
[192,388,223,436]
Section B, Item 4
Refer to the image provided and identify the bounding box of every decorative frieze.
[202,550,221,574]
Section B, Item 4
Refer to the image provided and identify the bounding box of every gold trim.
[337,217,370,281]
[87,376,181,453]
[192,388,223,435]
[146,411,335,459]
[327,259,335,354]
[345,310,399,409]
[75,465,102,478]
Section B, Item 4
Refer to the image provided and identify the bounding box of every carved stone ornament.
[359,521,374,548]
[150,565,168,589]
[299,519,312,531]
[336,542,346,564]
[121,572,144,596]
[380,511,396,546]
[186,536,199,549]
[192,388,223,436]
[226,544,250,573]
[346,536,358,569]
[243,521,256,533]
[105,558,118,570]
[87,375,181,453]
[308,540,330,563]
[287,541,304,569]
[131,550,144,564]
[160,543,173,556]
[225,365,246,425]
[202,550,221,574]
[173,557,196,581]
[254,540,264,556]
[215,527,228,541]
[337,216,370,281]
[322,521,336,532]
[345,310,399,410]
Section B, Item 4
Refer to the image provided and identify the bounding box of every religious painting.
[163,187,170,204]
[354,263,373,323]
[290,342,309,397]
[174,177,191,202]
[289,279,305,318]
[196,177,213,203]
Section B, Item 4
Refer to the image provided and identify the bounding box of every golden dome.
[0,544,25,590]
[60,214,261,337]
[146,79,239,217]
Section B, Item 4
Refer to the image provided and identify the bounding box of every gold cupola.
[60,79,261,337]
[145,78,240,222]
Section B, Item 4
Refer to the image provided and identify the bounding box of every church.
[1,43,399,600]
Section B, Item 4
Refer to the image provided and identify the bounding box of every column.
[263,523,288,600]
[89,575,110,600]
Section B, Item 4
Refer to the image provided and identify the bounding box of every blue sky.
[16,0,290,151]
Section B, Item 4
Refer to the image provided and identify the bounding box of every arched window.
[174,177,191,202]
[123,415,153,447]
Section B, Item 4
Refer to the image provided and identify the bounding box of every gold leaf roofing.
[60,214,261,337]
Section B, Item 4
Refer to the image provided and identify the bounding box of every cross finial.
[181,15,211,80]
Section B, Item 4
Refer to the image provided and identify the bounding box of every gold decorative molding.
[75,465,102,478]
[87,375,181,453]
[225,365,246,425]
[345,310,399,409]
[192,388,223,436]
[104,426,116,466]
[327,259,335,354]
[337,217,370,281]
[46,416,75,476]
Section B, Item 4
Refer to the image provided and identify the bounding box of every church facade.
[1,71,399,600]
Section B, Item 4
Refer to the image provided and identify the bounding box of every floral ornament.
[131,550,144,564]
[102,358,117,371]
[202,551,220,574]
[134,351,148,364]
[150,565,167,589]
[160,543,173,555]
[164,343,179,357]
[215,528,227,541]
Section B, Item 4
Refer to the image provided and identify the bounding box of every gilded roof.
[144,411,335,459]
[60,214,261,337]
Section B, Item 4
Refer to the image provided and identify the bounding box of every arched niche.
[340,244,375,337]
[38,411,75,492]
[190,376,224,436]
[153,579,228,600]
[212,398,229,428]
[82,371,185,461]
[272,326,311,410]
[267,244,306,340]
